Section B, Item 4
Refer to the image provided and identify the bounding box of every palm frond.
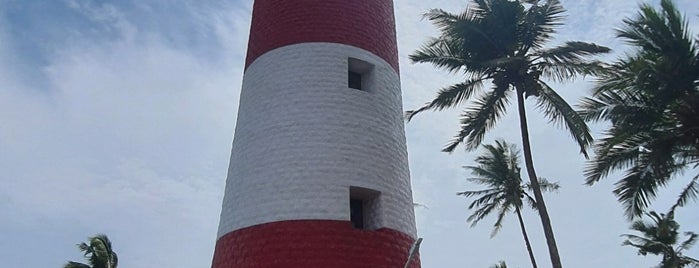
[405,78,486,121]
[590,52,660,95]
[473,142,516,178]
[457,187,500,198]
[622,210,699,267]
[467,201,500,226]
[471,0,494,15]
[68,234,118,268]
[535,81,593,157]
[681,256,699,268]
[670,174,699,211]
[536,41,611,63]
[521,178,558,211]
[535,41,610,81]
[612,154,679,219]
[465,191,503,210]
[578,90,641,123]
[538,60,607,82]
[622,234,659,251]
[617,3,669,52]
[617,0,695,62]
[422,8,479,32]
[490,205,511,237]
[88,234,116,268]
[490,261,508,268]
[410,37,467,73]
[524,177,560,192]
[64,262,91,268]
[584,129,647,185]
[666,0,693,51]
[443,85,511,152]
[588,120,687,218]
[78,242,91,255]
[415,7,508,72]
[522,191,538,210]
[466,167,506,184]
[678,232,698,252]
[613,169,662,220]
[519,0,565,51]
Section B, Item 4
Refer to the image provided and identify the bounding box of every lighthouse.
[211,0,419,267]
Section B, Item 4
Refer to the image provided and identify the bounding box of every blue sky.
[1,0,698,267]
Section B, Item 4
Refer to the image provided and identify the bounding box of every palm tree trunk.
[515,205,538,268]
[516,88,563,268]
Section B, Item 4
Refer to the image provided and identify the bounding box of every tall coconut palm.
[64,234,118,268]
[579,0,699,219]
[407,0,610,266]
[460,140,559,268]
[622,211,699,268]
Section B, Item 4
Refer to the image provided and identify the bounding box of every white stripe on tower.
[217,42,416,237]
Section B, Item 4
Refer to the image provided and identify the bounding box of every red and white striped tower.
[212,0,419,267]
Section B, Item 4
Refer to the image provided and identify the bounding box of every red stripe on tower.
[212,221,419,268]
[244,0,400,72]
[213,0,419,267]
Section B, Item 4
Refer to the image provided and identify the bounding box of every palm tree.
[460,140,559,268]
[407,1,609,266]
[579,0,699,219]
[622,211,699,268]
[64,234,118,268]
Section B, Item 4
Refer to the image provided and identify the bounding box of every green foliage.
[490,261,508,268]
[623,211,699,267]
[460,140,559,236]
[64,234,118,268]
[579,0,699,219]
[407,0,608,154]
[460,140,558,268]
[409,1,608,267]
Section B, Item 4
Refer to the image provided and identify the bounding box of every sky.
[1,0,698,267]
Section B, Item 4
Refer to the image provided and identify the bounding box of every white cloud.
[0,2,246,267]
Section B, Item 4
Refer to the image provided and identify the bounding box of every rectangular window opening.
[348,71,363,90]
[349,186,380,230]
[347,58,374,92]
[350,198,365,229]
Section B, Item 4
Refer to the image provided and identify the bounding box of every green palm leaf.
[406,78,486,121]
[535,81,593,157]
[579,0,699,216]
[671,175,699,211]
[490,261,508,268]
[519,0,564,51]
[64,234,118,268]
[623,211,699,267]
[64,262,92,268]
[444,86,510,152]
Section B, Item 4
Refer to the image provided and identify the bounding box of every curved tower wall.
[212,0,419,267]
